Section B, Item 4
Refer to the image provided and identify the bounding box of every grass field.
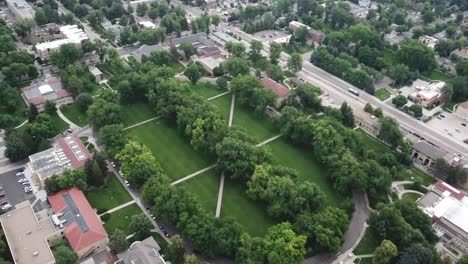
[375,88,391,101]
[422,70,453,83]
[283,45,313,55]
[383,48,395,66]
[355,129,390,154]
[353,228,379,255]
[129,120,215,181]
[60,104,88,127]
[85,175,132,212]
[268,138,343,207]
[103,204,143,235]
[399,168,435,186]
[49,113,70,132]
[191,83,226,99]
[232,102,278,142]
[208,93,232,122]
[402,192,422,203]
[121,102,157,127]
[221,177,276,236]
[178,170,220,214]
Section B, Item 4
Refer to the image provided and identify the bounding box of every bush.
[101,213,111,222]
[96,208,107,215]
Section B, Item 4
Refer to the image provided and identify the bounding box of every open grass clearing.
[353,228,379,255]
[85,175,132,212]
[283,45,313,55]
[355,128,390,154]
[268,138,343,207]
[208,93,231,122]
[401,192,422,203]
[422,70,453,83]
[399,167,435,186]
[375,88,391,101]
[221,177,276,237]
[60,103,88,127]
[121,102,157,127]
[178,170,220,215]
[383,48,396,66]
[191,83,226,99]
[232,102,278,142]
[49,113,70,132]
[103,204,143,236]
[128,120,215,181]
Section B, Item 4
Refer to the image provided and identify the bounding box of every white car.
[18,178,28,183]
[119,170,124,178]
[125,180,130,186]
[111,161,116,168]
[1,204,12,210]
[15,171,25,176]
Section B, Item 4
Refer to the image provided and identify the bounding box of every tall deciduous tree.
[129,213,153,241]
[373,240,398,264]
[264,223,307,264]
[270,42,282,65]
[109,229,129,253]
[288,52,303,73]
[184,62,204,83]
[167,235,185,264]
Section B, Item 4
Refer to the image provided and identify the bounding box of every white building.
[35,25,88,59]
[138,21,157,29]
[6,0,35,20]
[407,79,446,108]
[419,35,439,50]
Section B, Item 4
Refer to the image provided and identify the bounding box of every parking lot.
[253,30,291,43]
[0,169,34,211]
[426,112,468,144]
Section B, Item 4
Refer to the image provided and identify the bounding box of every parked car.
[15,171,24,176]
[464,139,468,144]
[124,180,130,187]
[119,170,124,178]
[18,178,28,183]
[111,161,116,168]
[1,204,11,210]
[0,200,8,206]
[21,182,30,186]
[0,192,6,198]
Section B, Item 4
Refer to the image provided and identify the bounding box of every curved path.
[399,190,424,199]
[57,107,80,130]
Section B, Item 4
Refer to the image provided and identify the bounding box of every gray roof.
[28,145,72,180]
[61,192,89,232]
[133,44,165,62]
[172,32,209,46]
[117,237,165,264]
[89,66,103,77]
[200,46,220,53]
[412,141,446,160]
[417,191,441,208]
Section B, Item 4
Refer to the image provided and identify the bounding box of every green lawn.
[170,61,185,73]
[374,88,391,101]
[191,83,226,99]
[178,170,220,215]
[232,102,278,143]
[353,228,379,255]
[398,168,435,186]
[383,48,396,66]
[121,102,157,127]
[208,93,232,122]
[283,70,296,78]
[221,177,276,237]
[103,204,143,235]
[442,101,456,112]
[128,120,215,181]
[49,113,70,132]
[268,138,343,207]
[60,104,88,127]
[0,89,27,126]
[356,258,373,264]
[85,175,132,212]
[401,192,422,203]
[422,70,453,83]
[355,129,391,154]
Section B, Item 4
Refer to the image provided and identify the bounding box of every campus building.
[115,237,167,264]
[411,141,447,170]
[195,56,226,76]
[35,25,88,59]
[419,35,439,50]
[261,77,291,108]
[354,108,381,137]
[418,181,468,261]
[407,79,446,108]
[6,0,35,20]
[288,21,324,43]
[21,77,73,112]
[48,187,108,259]
[170,33,211,60]
[27,134,92,188]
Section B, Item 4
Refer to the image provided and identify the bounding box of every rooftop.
[261,77,291,98]
[6,0,35,19]
[0,204,56,264]
[412,141,446,160]
[89,66,103,77]
[48,187,108,253]
[116,237,166,264]
[133,44,165,62]
[172,32,209,46]
[196,55,225,70]
[21,77,71,106]
[138,21,156,29]
[36,25,88,52]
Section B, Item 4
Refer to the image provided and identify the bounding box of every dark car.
[464,139,468,144]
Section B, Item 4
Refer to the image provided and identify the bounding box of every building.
[411,141,447,169]
[419,35,439,50]
[89,66,103,83]
[288,21,324,43]
[27,134,92,188]
[261,77,291,108]
[48,187,108,259]
[209,31,246,48]
[354,108,381,136]
[6,0,35,20]
[407,79,446,108]
[138,21,157,29]
[170,33,211,60]
[21,77,73,112]
[384,30,413,46]
[35,25,88,59]
[451,47,468,60]
[0,203,59,264]
[115,236,167,264]
[130,44,165,62]
[195,56,226,75]
[417,181,468,261]
[198,46,223,58]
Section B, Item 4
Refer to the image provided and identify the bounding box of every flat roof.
[6,0,35,19]
[0,204,56,264]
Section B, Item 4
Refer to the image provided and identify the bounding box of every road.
[228,27,468,157]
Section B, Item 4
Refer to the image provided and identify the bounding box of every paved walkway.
[207,91,230,101]
[123,116,161,130]
[56,108,80,129]
[170,164,218,186]
[99,200,136,216]
[256,134,282,147]
[14,120,28,129]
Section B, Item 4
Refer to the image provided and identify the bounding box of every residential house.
[451,47,468,60]
[261,77,291,108]
[354,108,381,137]
[6,0,35,20]
[407,79,446,108]
[419,35,439,50]
[21,77,73,112]
[417,181,468,262]
[115,237,167,264]
[130,44,166,62]
[89,66,103,83]
[198,46,223,57]
[48,187,109,259]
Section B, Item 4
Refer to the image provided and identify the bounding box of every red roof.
[48,187,108,253]
[56,134,92,169]
[435,180,465,200]
[261,78,291,98]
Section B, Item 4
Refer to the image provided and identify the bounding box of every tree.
[223,57,251,77]
[216,76,228,89]
[288,53,303,73]
[340,102,355,128]
[389,64,413,86]
[28,103,39,122]
[4,130,34,162]
[249,40,263,62]
[456,59,468,76]
[51,43,83,68]
[109,229,129,253]
[397,243,437,264]
[373,240,398,264]
[87,90,121,128]
[136,2,148,16]
[167,235,185,264]
[459,255,468,264]
[211,15,220,27]
[75,93,93,113]
[53,245,77,264]
[264,223,307,264]
[392,95,408,107]
[98,124,127,159]
[409,104,422,118]
[225,41,246,57]
[44,100,57,115]
[13,18,35,38]
[396,40,436,72]
[270,42,282,65]
[184,62,204,83]
[179,42,197,59]
[129,213,153,241]
[378,117,402,148]
[267,64,284,82]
